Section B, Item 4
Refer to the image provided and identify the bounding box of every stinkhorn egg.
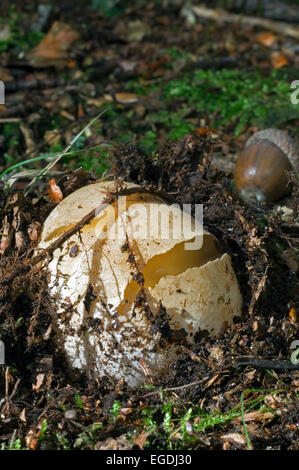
[38,181,242,387]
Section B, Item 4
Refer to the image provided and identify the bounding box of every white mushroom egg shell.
[38,181,242,388]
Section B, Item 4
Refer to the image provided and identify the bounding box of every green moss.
[110,399,121,420]
[138,388,283,450]
[162,68,295,135]
[99,66,297,162]
[91,0,122,17]
[0,6,44,53]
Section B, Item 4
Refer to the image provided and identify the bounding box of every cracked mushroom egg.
[38,181,242,387]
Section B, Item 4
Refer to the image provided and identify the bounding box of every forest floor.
[0,1,298,450]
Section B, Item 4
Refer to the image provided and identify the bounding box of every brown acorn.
[234,129,298,203]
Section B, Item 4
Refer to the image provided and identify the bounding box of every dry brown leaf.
[77,103,85,118]
[181,345,201,363]
[20,124,36,154]
[60,109,75,121]
[255,32,276,47]
[29,437,39,450]
[0,216,13,255]
[115,92,139,104]
[193,126,215,136]
[47,179,63,204]
[209,346,224,362]
[44,129,61,146]
[0,67,12,81]
[221,433,246,449]
[28,221,41,242]
[32,373,45,391]
[96,434,132,450]
[249,268,268,315]
[15,231,25,252]
[203,374,219,390]
[86,95,113,107]
[133,430,149,450]
[288,307,297,323]
[19,408,26,423]
[27,21,80,68]
[234,411,274,423]
[271,51,289,69]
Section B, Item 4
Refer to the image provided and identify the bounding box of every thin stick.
[140,377,209,398]
[236,357,299,371]
[192,6,299,40]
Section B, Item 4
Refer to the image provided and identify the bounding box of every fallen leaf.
[209,346,224,362]
[181,345,202,363]
[32,373,45,391]
[115,92,139,104]
[86,95,113,107]
[67,60,76,68]
[249,268,268,315]
[20,124,36,154]
[271,52,289,69]
[28,221,41,242]
[19,408,26,423]
[234,411,274,423]
[255,32,276,47]
[203,374,219,390]
[29,438,39,450]
[0,67,12,81]
[96,434,132,450]
[15,231,25,252]
[0,216,12,255]
[146,55,170,76]
[44,129,61,146]
[48,179,63,204]
[127,20,151,42]
[77,103,85,118]
[193,126,214,136]
[27,22,80,68]
[119,60,138,72]
[288,307,297,323]
[60,109,75,121]
[221,433,246,449]
[133,430,149,450]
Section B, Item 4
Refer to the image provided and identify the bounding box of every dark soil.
[0,132,298,450]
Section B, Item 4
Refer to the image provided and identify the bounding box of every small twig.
[236,357,299,371]
[192,5,299,40]
[140,377,209,399]
[1,370,20,415]
[0,118,22,123]
[5,367,9,409]
[4,78,66,94]
[248,266,268,316]
[8,378,21,401]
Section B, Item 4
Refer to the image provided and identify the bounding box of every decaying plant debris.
[0,133,298,450]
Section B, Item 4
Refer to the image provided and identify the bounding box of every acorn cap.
[246,129,299,172]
